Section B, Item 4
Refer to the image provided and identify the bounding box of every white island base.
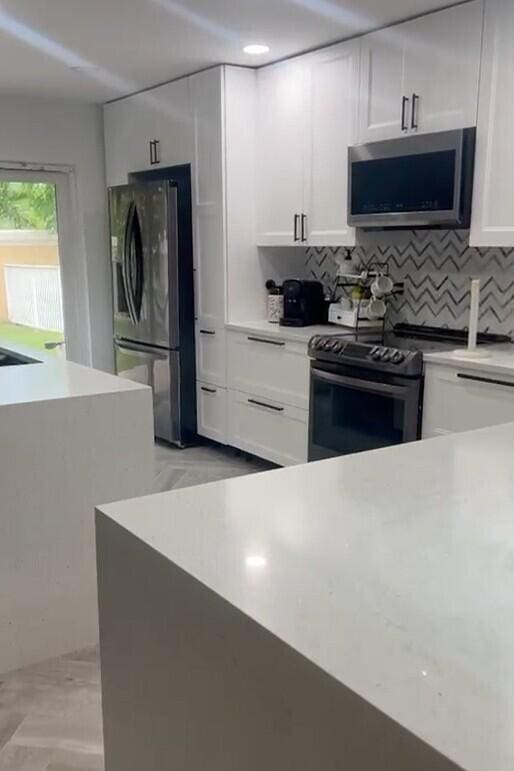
[96,426,514,771]
[97,513,462,771]
[0,359,154,674]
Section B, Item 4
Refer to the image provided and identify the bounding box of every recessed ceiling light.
[243,44,270,56]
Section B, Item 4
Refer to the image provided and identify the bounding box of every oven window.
[351,150,456,215]
[311,377,405,456]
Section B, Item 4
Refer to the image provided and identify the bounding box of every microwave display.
[351,150,456,216]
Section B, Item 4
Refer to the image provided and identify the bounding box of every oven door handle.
[311,367,408,397]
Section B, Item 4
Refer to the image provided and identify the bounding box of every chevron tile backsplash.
[305,230,514,338]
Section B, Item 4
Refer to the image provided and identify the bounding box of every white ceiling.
[0,0,462,103]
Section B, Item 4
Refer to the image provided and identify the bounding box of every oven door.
[308,363,422,462]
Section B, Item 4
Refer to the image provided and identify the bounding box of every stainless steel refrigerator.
[109,179,196,445]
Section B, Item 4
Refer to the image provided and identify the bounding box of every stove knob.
[381,348,391,362]
[372,347,383,361]
[310,336,320,348]
[392,351,405,364]
[316,337,326,349]
[323,339,333,350]
[332,341,344,353]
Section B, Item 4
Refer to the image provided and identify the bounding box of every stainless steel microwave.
[348,128,476,229]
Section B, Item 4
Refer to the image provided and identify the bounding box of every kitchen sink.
[0,350,39,366]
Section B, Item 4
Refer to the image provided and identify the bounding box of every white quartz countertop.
[225,320,354,344]
[425,342,514,376]
[0,357,149,408]
[100,423,514,771]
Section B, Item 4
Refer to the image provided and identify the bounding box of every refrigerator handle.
[122,203,137,325]
[122,202,144,324]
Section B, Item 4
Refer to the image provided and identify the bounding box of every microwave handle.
[312,367,407,398]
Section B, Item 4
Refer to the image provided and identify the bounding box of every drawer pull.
[457,373,514,389]
[201,386,217,394]
[248,398,284,413]
[247,336,285,347]
[200,329,216,336]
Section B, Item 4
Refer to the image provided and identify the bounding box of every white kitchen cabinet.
[228,389,308,466]
[422,362,514,438]
[190,68,226,331]
[470,0,514,247]
[305,41,359,246]
[197,382,227,444]
[358,27,407,142]
[358,1,482,142]
[257,40,359,247]
[227,330,310,410]
[256,59,308,246]
[104,93,158,187]
[196,325,226,387]
[104,80,193,188]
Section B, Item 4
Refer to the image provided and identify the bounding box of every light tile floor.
[0,442,273,770]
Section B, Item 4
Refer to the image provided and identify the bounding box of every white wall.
[0,95,113,371]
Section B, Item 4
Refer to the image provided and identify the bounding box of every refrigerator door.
[115,339,181,445]
[109,182,179,350]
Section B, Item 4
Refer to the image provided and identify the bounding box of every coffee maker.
[280,280,327,327]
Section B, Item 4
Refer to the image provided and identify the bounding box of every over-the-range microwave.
[347,128,476,229]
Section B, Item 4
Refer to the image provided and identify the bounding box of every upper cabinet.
[358,1,483,142]
[104,79,193,188]
[256,58,308,246]
[256,39,360,247]
[470,0,514,247]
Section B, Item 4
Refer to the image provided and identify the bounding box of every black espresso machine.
[280,280,328,327]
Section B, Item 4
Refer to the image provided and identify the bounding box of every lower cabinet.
[196,381,228,444]
[196,325,226,387]
[423,363,514,438]
[227,389,308,467]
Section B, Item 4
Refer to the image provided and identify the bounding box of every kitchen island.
[96,421,514,771]
[0,356,154,674]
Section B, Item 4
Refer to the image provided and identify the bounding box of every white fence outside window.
[4,264,64,333]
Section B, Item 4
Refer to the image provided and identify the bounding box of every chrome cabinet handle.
[411,94,419,130]
[248,398,284,413]
[301,213,307,243]
[401,96,409,131]
[199,329,216,336]
[247,336,285,347]
[457,373,514,389]
[294,214,300,243]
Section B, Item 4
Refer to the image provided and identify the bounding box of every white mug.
[371,275,394,298]
[367,297,386,320]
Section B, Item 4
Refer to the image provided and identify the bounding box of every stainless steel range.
[308,324,510,461]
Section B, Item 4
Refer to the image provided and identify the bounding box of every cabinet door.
[423,363,514,438]
[197,382,227,444]
[305,41,359,246]
[227,389,308,466]
[150,78,193,168]
[256,59,308,245]
[471,0,514,247]
[358,27,407,142]
[190,68,226,327]
[403,1,482,136]
[196,325,226,387]
[104,95,156,187]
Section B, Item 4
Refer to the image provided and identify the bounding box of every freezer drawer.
[115,339,180,444]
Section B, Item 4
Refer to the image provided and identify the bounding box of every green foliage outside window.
[0,182,57,232]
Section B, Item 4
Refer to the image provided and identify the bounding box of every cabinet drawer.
[228,389,308,467]
[423,364,514,438]
[196,325,226,387]
[227,331,309,409]
[197,382,227,444]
